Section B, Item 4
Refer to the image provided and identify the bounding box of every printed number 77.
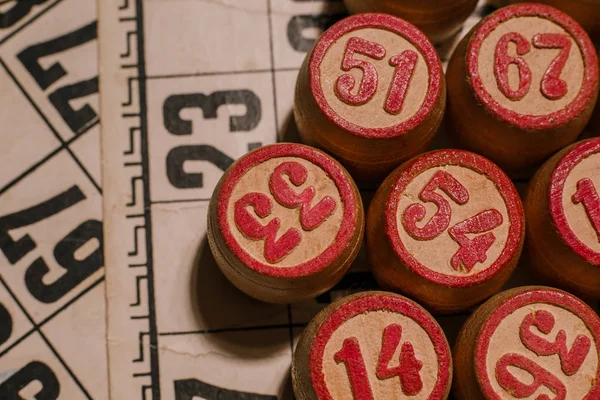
[335,37,418,115]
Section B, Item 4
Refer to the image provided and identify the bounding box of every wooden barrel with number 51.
[294,13,445,188]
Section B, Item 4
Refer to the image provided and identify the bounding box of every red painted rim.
[217,143,358,278]
[385,149,524,288]
[309,13,443,139]
[475,288,600,400]
[549,138,600,266]
[309,293,451,400]
[466,4,599,130]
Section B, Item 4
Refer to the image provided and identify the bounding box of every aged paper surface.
[0,0,107,398]
[98,1,598,399]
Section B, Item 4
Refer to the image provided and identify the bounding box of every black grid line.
[0,274,93,399]
[0,122,99,198]
[133,0,161,397]
[266,0,279,137]
[150,198,211,205]
[0,327,36,359]
[158,323,307,337]
[145,67,301,80]
[37,276,105,327]
[0,58,102,194]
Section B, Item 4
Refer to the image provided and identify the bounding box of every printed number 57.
[335,37,418,115]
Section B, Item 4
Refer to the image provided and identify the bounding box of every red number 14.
[334,324,423,399]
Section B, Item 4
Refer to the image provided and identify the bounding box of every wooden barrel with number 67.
[446,4,599,177]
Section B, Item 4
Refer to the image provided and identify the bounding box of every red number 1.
[385,50,418,115]
[572,177,600,242]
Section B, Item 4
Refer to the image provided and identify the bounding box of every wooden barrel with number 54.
[447,4,599,178]
[366,149,525,314]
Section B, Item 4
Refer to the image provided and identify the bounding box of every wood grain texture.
[294,13,445,189]
[207,143,364,303]
[446,4,599,178]
[452,286,600,400]
[366,149,525,314]
[292,291,452,400]
[524,138,600,299]
[343,0,478,44]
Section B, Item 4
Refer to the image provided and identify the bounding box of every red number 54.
[402,171,504,273]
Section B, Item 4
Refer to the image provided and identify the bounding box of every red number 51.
[335,37,418,115]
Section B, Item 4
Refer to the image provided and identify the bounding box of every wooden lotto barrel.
[446,4,599,177]
[525,138,600,298]
[453,286,600,399]
[292,291,452,400]
[207,143,364,304]
[366,149,525,314]
[343,0,478,44]
[294,13,445,188]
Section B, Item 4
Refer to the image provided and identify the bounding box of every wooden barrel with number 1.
[525,138,600,298]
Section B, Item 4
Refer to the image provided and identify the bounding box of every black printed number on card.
[0,302,12,346]
[0,361,60,399]
[17,21,99,136]
[287,14,346,52]
[0,0,50,29]
[0,186,103,303]
[163,90,261,189]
